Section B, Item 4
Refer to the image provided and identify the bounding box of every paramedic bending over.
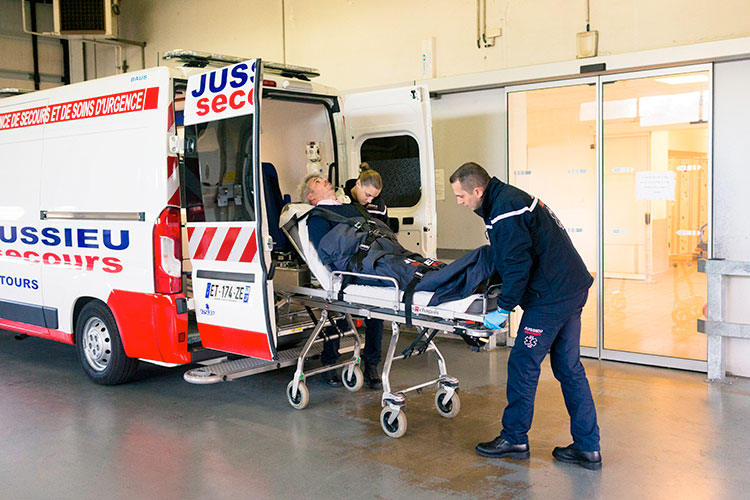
[449,162,601,471]
[299,174,383,389]
[342,164,388,390]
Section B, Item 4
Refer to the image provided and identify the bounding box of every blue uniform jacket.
[478,177,593,311]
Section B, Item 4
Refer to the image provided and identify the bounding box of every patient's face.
[451,181,483,211]
[306,176,335,204]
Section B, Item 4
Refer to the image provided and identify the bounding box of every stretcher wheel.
[435,388,461,418]
[380,407,407,438]
[341,365,364,392]
[286,380,309,410]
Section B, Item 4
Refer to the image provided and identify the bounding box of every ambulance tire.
[75,301,139,385]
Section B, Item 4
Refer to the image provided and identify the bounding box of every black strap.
[403,258,446,327]
[350,201,373,220]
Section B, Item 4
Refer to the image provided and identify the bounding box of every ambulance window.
[360,135,421,208]
[184,116,255,222]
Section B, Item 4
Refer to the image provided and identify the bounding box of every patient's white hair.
[299,174,325,203]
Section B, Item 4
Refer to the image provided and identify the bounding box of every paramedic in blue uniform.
[300,173,384,389]
[449,162,602,470]
[342,163,389,390]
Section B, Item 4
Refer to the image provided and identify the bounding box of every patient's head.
[300,174,335,205]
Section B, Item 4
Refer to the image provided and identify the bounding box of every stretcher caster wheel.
[286,380,309,410]
[341,365,364,392]
[435,388,461,418]
[380,407,407,438]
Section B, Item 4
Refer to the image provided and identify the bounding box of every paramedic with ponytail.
[342,163,388,390]
[449,162,602,470]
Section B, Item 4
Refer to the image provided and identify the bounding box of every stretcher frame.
[277,266,497,438]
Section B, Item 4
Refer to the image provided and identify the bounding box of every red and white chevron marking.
[187,226,258,262]
[166,102,180,207]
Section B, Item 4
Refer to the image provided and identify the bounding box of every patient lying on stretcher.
[299,174,496,307]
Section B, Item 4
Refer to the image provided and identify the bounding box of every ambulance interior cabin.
[176,79,340,348]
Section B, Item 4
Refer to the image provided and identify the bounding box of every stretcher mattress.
[279,203,487,315]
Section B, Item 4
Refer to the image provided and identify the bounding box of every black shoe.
[363,364,382,390]
[552,444,602,470]
[475,436,530,459]
[322,369,342,387]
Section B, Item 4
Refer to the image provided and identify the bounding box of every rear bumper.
[108,290,190,364]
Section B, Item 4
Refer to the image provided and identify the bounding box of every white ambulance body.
[0,52,437,384]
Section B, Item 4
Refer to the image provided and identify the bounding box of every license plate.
[205,282,250,303]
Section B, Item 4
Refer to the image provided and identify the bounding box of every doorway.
[506,65,710,371]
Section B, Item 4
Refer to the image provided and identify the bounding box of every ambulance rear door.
[342,85,437,258]
[183,59,277,360]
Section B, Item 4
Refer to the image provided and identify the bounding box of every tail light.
[153,206,182,294]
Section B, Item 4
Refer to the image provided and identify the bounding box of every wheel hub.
[83,317,111,372]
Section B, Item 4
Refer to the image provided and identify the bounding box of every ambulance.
[0,50,438,385]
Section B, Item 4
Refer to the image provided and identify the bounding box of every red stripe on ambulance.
[187,226,257,263]
[239,230,258,263]
[193,227,217,260]
[215,227,241,261]
[0,87,160,131]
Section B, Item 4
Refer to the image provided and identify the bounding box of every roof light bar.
[162,49,319,78]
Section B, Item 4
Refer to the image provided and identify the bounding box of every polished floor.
[1,329,748,500]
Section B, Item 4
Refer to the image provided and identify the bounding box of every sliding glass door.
[506,65,710,371]
[507,77,599,355]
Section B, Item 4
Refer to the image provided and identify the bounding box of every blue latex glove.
[483,308,510,329]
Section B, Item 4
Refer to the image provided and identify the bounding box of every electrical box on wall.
[576,30,598,59]
[53,0,118,38]
[421,37,436,78]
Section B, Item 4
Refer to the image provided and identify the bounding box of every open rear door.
[342,86,437,258]
[183,59,276,360]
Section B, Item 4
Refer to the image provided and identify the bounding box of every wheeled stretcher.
[276,204,500,437]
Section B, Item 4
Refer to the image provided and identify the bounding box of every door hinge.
[168,134,181,154]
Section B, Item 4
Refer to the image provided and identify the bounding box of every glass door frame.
[504,63,712,372]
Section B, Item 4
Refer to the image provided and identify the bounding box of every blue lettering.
[64,228,73,247]
[31,279,39,290]
[77,228,98,248]
[41,227,61,246]
[20,226,39,245]
[230,63,249,89]
[0,226,17,243]
[102,230,129,250]
[191,73,207,98]
[209,68,228,93]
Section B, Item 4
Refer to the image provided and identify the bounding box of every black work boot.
[363,363,382,390]
[552,444,602,470]
[321,369,342,387]
[475,436,530,459]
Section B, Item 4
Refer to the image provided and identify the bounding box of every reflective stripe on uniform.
[485,197,538,229]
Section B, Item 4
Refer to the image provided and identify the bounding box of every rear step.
[184,335,359,384]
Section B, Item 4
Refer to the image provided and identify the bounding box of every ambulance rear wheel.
[380,407,407,438]
[75,301,139,385]
[286,380,309,410]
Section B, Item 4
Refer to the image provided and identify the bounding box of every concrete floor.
[1,330,749,500]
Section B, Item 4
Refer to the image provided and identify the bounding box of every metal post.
[706,272,725,380]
